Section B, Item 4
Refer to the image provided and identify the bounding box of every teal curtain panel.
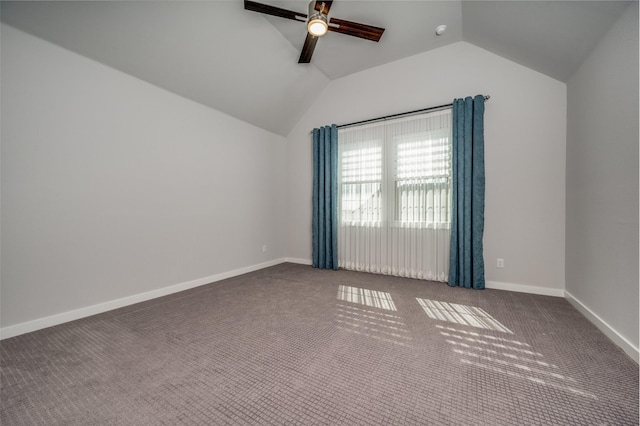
[449,95,486,289]
[312,124,339,270]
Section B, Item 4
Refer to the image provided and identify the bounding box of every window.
[393,130,451,225]
[338,111,452,228]
[337,109,452,281]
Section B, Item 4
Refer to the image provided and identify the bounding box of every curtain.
[312,124,339,270]
[337,110,452,281]
[449,95,485,289]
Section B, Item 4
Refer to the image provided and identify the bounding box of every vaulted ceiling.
[0,1,631,136]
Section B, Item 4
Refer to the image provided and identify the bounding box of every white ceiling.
[0,1,631,136]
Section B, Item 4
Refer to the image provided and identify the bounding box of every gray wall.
[566,3,639,351]
[286,41,567,295]
[1,24,287,330]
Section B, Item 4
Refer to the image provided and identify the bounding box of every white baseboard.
[284,257,312,265]
[278,263,565,297]
[565,290,639,363]
[4,259,637,365]
[485,280,565,297]
[0,258,288,340]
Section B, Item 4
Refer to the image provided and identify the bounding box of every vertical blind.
[337,109,452,281]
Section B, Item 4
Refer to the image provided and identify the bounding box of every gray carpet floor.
[1,263,638,425]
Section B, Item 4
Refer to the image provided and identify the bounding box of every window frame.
[338,138,384,227]
[338,110,452,230]
[390,127,452,229]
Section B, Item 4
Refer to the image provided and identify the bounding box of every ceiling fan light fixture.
[307,14,328,37]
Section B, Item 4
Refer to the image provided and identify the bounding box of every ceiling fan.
[244,0,385,63]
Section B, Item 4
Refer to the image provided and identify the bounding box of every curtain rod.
[336,95,491,130]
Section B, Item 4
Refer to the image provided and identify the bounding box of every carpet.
[1,263,638,425]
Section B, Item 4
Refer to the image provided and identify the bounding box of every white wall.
[1,24,287,332]
[566,3,639,355]
[286,41,567,295]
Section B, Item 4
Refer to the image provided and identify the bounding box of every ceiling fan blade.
[313,0,333,15]
[298,33,319,63]
[328,17,385,42]
[244,0,306,22]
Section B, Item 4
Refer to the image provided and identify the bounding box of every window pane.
[395,178,450,223]
[394,133,450,224]
[340,145,382,224]
[341,182,382,223]
[341,146,382,183]
[395,136,450,179]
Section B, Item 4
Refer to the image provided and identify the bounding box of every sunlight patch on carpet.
[416,298,512,333]
[338,285,397,311]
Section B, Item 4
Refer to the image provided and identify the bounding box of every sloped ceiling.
[0,1,632,136]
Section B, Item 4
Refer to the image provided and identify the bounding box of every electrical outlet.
[497,258,504,268]
[262,245,267,253]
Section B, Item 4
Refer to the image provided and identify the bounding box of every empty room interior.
[1,1,638,424]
